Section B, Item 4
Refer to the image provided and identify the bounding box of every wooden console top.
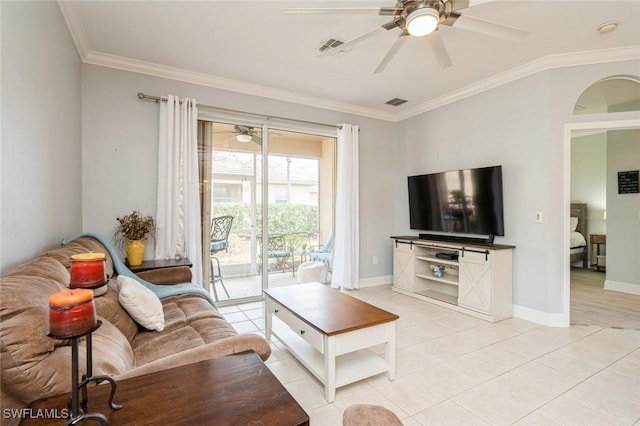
[21,353,309,426]
[391,235,515,250]
[264,282,398,336]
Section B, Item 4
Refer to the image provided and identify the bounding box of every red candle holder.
[70,253,107,289]
[48,289,97,338]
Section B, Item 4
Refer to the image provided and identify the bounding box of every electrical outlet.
[535,211,543,223]
[372,256,379,265]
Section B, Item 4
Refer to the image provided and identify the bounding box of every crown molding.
[57,0,89,60]
[58,0,393,121]
[60,1,639,123]
[83,51,396,122]
[80,45,640,124]
[397,45,640,121]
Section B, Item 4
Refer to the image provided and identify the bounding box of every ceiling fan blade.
[374,35,407,74]
[326,23,396,55]
[468,0,495,7]
[453,14,528,42]
[427,31,452,69]
[282,8,382,15]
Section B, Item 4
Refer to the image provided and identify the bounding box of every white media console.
[391,236,515,322]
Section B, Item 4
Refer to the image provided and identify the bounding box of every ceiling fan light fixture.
[236,134,252,143]
[406,7,439,37]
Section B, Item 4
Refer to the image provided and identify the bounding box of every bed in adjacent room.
[570,203,588,268]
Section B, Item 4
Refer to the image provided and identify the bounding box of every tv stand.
[391,236,515,322]
[418,233,494,245]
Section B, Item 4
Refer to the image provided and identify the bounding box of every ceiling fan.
[218,125,284,145]
[283,0,528,73]
[221,125,261,144]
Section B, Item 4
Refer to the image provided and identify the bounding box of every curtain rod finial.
[137,92,145,99]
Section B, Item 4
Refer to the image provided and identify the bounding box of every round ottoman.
[297,261,328,284]
[343,404,403,426]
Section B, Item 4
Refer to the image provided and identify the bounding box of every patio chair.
[287,232,311,265]
[258,234,294,275]
[210,215,233,300]
[308,234,333,270]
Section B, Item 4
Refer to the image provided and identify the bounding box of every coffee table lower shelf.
[272,318,389,388]
[269,316,394,402]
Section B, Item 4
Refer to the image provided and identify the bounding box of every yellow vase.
[126,240,145,266]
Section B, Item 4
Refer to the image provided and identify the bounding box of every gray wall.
[81,65,396,280]
[394,60,640,316]
[571,132,607,237]
[0,1,82,274]
[606,129,640,290]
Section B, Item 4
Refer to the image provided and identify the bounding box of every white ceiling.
[60,1,640,121]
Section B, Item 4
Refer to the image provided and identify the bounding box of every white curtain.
[331,123,359,290]
[155,95,203,285]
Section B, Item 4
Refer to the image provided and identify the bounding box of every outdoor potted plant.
[115,210,155,266]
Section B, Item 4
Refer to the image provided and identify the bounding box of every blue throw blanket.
[64,232,215,306]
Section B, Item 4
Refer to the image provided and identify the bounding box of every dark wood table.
[22,352,309,426]
[127,257,192,273]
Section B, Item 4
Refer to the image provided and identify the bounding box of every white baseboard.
[358,275,392,288]
[360,278,572,327]
[605,279,640,295]
[512,304,569,327]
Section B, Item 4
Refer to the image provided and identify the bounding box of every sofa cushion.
[4,255,70,284]
[131,294,237,366]
[117,276,165,331]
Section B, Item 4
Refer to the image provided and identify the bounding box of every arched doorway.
[564,75,640,328]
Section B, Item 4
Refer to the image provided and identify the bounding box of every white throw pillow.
[117,275,165,331]
[570,217,578,232]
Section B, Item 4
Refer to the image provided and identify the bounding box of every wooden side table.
[22,352,309,425]
[127,257,192,273]
[590,234,606,272]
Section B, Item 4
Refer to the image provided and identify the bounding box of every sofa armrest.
[134,266,192,285]
[115,334,272,381]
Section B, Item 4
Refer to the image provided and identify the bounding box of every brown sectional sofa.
[0,236,271,423]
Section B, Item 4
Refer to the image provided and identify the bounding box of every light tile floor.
[218,285,640,425]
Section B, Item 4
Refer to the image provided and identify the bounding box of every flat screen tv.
[408,165,504,236]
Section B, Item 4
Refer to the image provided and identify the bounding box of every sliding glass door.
[199,121,335,305]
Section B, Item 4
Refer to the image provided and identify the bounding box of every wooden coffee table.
[21,352,309,425]
[264,283,399,402]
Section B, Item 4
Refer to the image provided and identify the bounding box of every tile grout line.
[499,327,640,425]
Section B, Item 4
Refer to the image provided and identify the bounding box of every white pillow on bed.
[570,217,578,232]
[570,231,587,248]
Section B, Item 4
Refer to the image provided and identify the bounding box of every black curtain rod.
[136,92,341,130]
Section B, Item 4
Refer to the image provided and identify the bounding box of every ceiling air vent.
[385,98,408,106]
[317,38,345,53]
